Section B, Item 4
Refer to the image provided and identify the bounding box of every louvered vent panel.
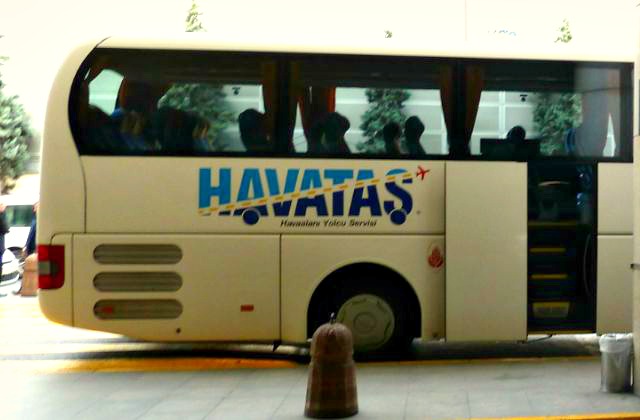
[94,272,182,292]
[94,245,182,264]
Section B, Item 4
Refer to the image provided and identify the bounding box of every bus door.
[527,162,598,333]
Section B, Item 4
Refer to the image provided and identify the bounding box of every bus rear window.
[72,49,278,156]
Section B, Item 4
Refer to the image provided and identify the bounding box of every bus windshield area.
[71,49,632,162]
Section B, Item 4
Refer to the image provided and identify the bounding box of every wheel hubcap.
[337,293,395,352]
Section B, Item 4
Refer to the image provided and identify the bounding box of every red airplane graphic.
[416,165,430,180]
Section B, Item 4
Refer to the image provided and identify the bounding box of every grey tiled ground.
[2,359,640,420]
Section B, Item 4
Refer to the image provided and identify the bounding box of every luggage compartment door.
[597,163,633,334]
[446,162,527,341]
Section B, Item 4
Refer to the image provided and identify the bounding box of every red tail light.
[38,245,65,289]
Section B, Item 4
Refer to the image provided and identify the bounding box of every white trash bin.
[599,334,633,392]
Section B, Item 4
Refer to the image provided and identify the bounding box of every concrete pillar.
[633,136,640,396]
[633,3,640,396]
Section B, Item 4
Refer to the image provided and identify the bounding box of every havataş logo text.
[198,166,429,226]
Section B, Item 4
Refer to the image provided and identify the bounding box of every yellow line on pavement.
[366,355,598,368]
[0,354,599,374]
[472,414,640,420]
[0,357,300,374]
[0,342,163,356]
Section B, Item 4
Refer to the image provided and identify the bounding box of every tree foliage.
[0,56,31,193]
[357,88,410,153]
[532,93,581,155]
[159,0,234,149]
[555,19,573,43]
[533,19,581,155]
[185,0,204,33]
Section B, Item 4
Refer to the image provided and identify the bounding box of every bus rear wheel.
[312,278,412,355]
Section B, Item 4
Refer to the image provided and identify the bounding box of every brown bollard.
[20,253,38,296]
[305,316,358,418]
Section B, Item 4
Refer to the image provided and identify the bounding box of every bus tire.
[312,277,412,355]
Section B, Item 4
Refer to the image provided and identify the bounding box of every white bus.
[39,35,634,353]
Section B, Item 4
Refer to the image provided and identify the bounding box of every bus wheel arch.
[307,262,421,354]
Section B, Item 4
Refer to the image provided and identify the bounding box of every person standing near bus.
[24,202,38,257]
[18,202,38,297]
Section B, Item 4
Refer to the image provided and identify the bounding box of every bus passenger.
[405,116,426,156]
[238,109,269,152]
[153,107,201,154]
[111,80,164,152]
[321,112,351,154]
[307,117,326,154]
[507,125,526,145]
[383,122,403,155]
[119,111,152,151]
[85,106,122,153]
[192,119,211,153]
[507,125,527,159]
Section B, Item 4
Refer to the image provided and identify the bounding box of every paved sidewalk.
[1,357,640,420]
[1,296,638,419]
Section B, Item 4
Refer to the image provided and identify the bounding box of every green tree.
[0,56,31,193]
[159,0,234,150]
[533,19,581,155]
[555,19,572,43]
[357,88,410,153]
[185,0,204,32]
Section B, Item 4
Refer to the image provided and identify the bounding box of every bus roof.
[97,33,635,63]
